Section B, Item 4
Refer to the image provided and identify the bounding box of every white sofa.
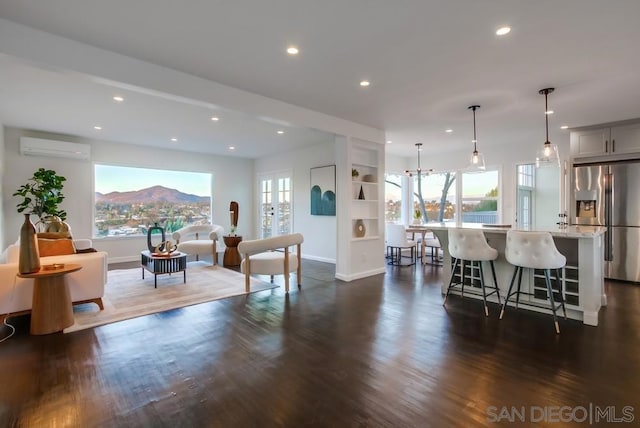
[0,239,108,322]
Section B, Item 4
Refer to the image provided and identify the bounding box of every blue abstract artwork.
[310,165,336,216]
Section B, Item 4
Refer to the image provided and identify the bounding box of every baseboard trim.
[108,255,138,264]
[335,267,386,282]
[301,254,336,264]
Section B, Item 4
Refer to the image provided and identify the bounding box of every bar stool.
[443,229,501,316]
[500,230,567,334]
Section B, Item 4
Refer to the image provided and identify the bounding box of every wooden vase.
[354,219,366,238]
[19,213,41,274]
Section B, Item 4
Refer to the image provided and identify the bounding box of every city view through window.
[94,165,212,237]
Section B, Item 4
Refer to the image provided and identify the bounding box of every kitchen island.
[427,223,606,326]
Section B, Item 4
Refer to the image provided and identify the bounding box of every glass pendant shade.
[467,105,486,171]
[469,148,486,170]
[536,88,560,168]
[535,141,560,167]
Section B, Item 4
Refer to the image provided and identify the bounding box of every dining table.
[405,225,442,266]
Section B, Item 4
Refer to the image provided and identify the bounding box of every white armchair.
[172,224,224,265]
[238,233,304,293]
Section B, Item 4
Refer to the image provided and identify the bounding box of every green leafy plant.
[414,209,422,220]
[13,168,67,220]
[352,168,359,178]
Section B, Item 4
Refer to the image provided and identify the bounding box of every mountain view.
[95,185,211,237]
[96,185,209,205]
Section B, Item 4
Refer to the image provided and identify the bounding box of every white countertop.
[413,222,606,238]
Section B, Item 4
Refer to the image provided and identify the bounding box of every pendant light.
[535,87,560,168]
[467,105,486,171]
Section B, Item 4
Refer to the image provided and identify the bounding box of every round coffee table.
[18,263,81,335]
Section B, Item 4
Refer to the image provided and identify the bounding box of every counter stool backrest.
[448,229,498,261]
[505,230,566,269]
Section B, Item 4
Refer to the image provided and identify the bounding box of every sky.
[95,164,211,196]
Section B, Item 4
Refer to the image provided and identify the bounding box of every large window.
[94,164,212,238]
[461,170,499,224]
[385,173,402,222]
[414,172,457,222]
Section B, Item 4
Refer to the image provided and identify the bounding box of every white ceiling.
[1,0,640,158]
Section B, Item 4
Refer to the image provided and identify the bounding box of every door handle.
[605,140,608,152]
[612,139,615,152]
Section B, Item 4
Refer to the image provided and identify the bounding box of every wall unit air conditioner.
[20,137,91,160]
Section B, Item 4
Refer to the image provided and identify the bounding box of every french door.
[258,172,292,238]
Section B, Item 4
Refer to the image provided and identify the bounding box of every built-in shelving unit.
[335,136,386,281]
[351,146,380,241]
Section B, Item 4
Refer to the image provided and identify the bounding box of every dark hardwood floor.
[0,259,639,427]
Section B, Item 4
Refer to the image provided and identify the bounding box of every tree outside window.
[384,173,402,222]
[414,172,456,222]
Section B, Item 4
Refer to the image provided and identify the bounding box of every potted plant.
[413,208,423,225]
[352,168,359,180]
[13,168,67,222]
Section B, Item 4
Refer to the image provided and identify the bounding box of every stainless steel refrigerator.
[572,161,640,282]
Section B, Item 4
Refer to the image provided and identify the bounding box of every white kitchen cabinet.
[571,122,640,158]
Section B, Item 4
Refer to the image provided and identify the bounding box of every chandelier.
[404,143,433,177]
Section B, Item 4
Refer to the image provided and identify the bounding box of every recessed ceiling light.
[113,96,124,102]
[286,46,299,55]
[496,26,511,36]
[171,138,178,142]
[545,110,554,115]
[211,116,219,121]
[93,125,102,130]
[360,80,370,87]
[386,140,392,144]
[561,125,569,129]
[445,129,453,133]
[277,130,285,135]
[228,146,235,150]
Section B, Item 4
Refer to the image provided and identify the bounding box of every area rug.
[65,261,276,333]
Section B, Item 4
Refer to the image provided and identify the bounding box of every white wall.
[254,140,337,263]
[2,127,254,262]
[389,135,570,226]
[0,124,4,250]
[534,166,561,229]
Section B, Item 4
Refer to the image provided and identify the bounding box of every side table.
[18,263,82,335]
[141,251,187,288]
[223,235,243,267]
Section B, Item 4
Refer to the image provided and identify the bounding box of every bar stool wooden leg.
[460,260,466,297]
[544,269,561,334]
[515,267,524,309]
[478,261,489,317]
[556,268,567,319]
[500,266,520,319]
[489,261,501,303]
[443,258,460,305]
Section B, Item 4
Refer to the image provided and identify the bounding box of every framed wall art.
[310,165,336,216]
